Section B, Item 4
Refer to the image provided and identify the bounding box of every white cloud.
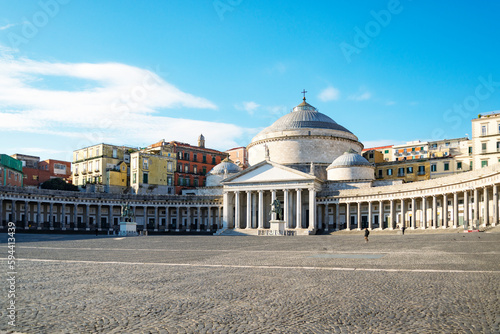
[348,91,372,101]
[0,23,16,31]
[318,86,340,102]
[235,101,260,115]
[0,54,254,152]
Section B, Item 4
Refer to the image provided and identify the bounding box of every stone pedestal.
[270,220,286,233]
[119,221,138,236]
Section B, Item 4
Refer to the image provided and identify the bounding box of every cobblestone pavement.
[1,232,499,333]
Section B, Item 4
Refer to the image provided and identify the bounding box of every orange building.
[11,154,71,187]
[225,147,249,169]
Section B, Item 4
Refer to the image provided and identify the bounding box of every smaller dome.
[208,158,242,175]
[327,149,372,169]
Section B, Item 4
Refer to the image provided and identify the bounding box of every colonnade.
[317,184,499,231]
[223,187,318,230]
[0,194,223,232]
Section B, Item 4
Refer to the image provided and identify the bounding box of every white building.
[472,112,500,169]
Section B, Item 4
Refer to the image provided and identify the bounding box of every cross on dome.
[301,89,308,101]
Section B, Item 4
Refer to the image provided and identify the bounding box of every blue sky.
[1,0,500,161]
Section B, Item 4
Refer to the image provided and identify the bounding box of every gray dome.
[327,149,373,169]
[208,158,242,175]
[258,99,352,135]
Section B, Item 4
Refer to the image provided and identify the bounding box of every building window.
[75,152,79,161]
[384,150,389,154]
[470,161,473,169]
[185,165,189,173]
[468,147,472,155]
[83,151,87,159]
[96,148,100,156]
[88,161,93,172]
[378,170,382,178]
[445,142,450,147]
[178,164,182,172]
[178,152,182,159]
[143,158,149,170]
[497,141,500,152]
[184,152,190,160]
[203,155,207,163]
[193,154,197,162]
[369,153,374,159]
[482,142,487,153]
[444,162,449,171]
[431,164,437,172]
[143,173,148,184]
[387,169,393,176]
[113,149,117,158]
[406,167,413,174]
[194,178,199,187]
[193,165,197,174]
[398,168,405,177]
[133,173,137,184]
[132,157,137,170]
[481,125,488,136]
[202,166,207,175]
[457,162,462,170]
[167,176,172,186]
[212,156,216,164]
[481,160,488,168]
[167,161,173,172]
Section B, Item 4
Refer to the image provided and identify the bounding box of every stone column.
[197,207,201,231]
[258,190,264,229]
[368,202,372,230]
[411,198,416,229]
[155,206,159,231]
[25,201,29,229]
[166,206,171,231]
[11,200,17,224]
[473,188,479,229]
[97,204,102,229]
[463,190,469,230]
[421,197,427,229]
[235,191,241,229]
[346,202,351,231]
[61,203,66,229]
[85,204,90,230]
[493,185,498,227]
[108,205,114,231]
[284,189,290,228]
[246,191,252,229]
[400,199,405,228]
[222,191,229,230]
[176,207,181,231]
[389,200,394,230]
[483,187,488,227]
[357,202,362,230]
[207,207,212,231]
[432,195,437,229]
[186,207,192,231]
[73,203,78,230]
[37,201,43,229]
[324,203,329,231]
[308,188,316,230]
[252,192,257,229]
[49,202,54,229]
[442,194,448,229]
[335,203,340,230]
[379,200,384,230]
[270,190,276,221]
[218,206,222,229]
[453,192,458,228]
[0,199,3,226]
[295,189,302,229]
[143,206,148,231]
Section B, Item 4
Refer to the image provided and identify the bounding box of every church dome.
[258,100,353,135]
[326,149,374,181]
[327,149,372,169]
[208,158,242,175]
[247,95,363,170]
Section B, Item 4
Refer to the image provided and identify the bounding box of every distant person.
[401,225,405,235]
[364,228,369,243]
[95,227,98,236]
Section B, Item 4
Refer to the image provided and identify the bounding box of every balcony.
[397,173,405,177]
[417,171,426,176]
[81,170,87,175]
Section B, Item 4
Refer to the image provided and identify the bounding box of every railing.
[417,171,426,176]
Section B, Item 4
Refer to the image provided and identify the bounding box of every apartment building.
[471,111,500,169]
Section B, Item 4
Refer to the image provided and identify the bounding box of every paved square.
[1,232,500,333]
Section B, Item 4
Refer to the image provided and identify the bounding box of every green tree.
[40,178,79,191]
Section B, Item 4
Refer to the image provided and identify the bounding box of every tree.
[40,178,78,191]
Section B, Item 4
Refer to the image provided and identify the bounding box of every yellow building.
[130,148,176,195]
[375,159,430,182]
[72,144,136,192]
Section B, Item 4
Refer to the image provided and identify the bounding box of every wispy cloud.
[0,53,253,151]
[235,101,260,115]
[318,86,340,102]
[348,90,372,101]
[385,100,396,106]
[0,23,16,31]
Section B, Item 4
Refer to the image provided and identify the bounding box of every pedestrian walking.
[364,228,369,243]
[95,227,99,236]
[401,225,405,235]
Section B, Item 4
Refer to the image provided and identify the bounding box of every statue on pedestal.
[270,199,283,221]
[121,203,135,222]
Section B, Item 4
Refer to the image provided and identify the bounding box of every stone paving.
[1,231,499,333]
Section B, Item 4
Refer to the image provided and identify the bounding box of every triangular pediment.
[222,160,317,184]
